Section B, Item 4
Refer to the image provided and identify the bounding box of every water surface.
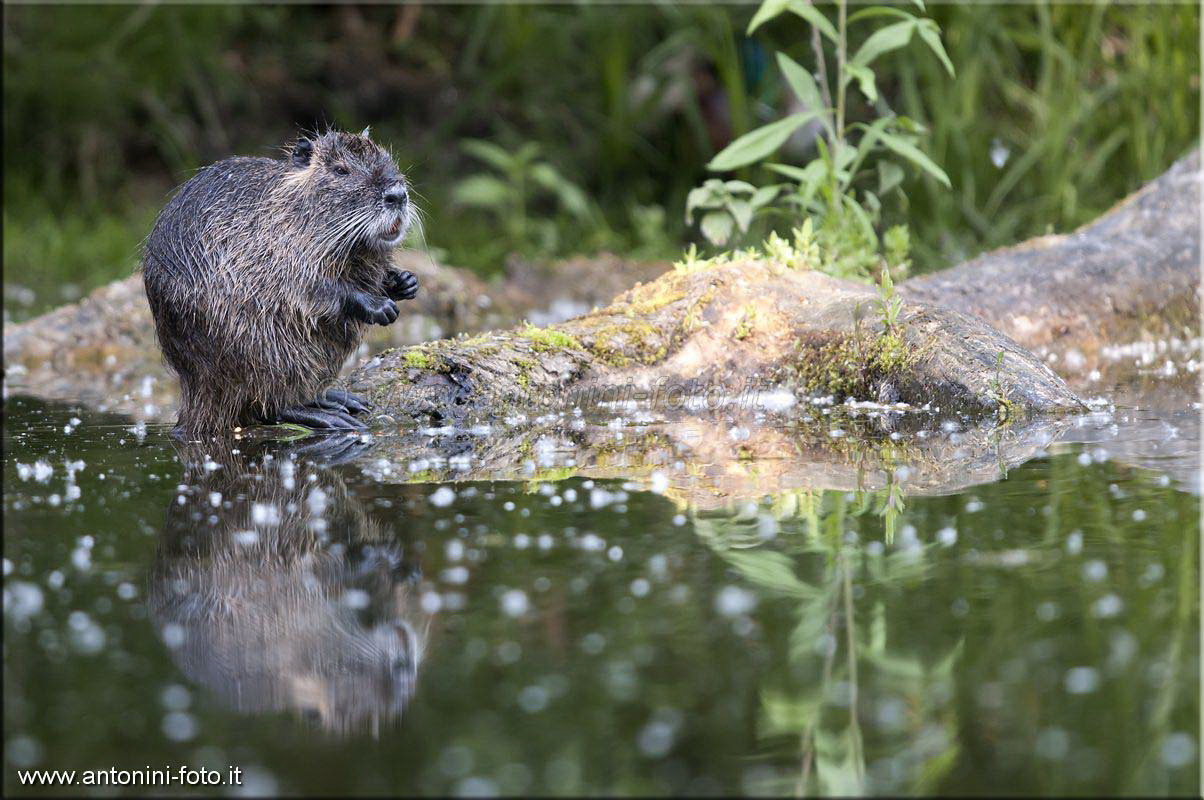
[3,364,1199,796]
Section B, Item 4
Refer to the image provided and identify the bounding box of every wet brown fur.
[142,129,413,437]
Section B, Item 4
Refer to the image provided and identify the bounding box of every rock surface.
[348,255,1083,425]
[900,149,1201,367]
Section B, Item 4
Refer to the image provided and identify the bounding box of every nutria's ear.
[292,138,313,168]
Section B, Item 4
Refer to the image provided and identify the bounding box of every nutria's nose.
[383,182,408,208]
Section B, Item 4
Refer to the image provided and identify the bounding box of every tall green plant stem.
[831,0,848,205]
[811,20,833,128]
[834,0,847,142]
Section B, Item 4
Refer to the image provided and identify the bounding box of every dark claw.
[345,290,399,326]
[323,389,371,415]
[384,269,420,301]
[271,405,367,431]
[368,297,399,326]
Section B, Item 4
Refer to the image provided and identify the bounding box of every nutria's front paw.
[345,290,399,326]
[384,269,419,301]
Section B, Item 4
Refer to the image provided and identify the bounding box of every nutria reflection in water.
[149,438,432,736]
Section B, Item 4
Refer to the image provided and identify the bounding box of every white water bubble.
[161,623,186,649]
[1035,727,1070,760]
[233,530,259,546]
[1064,667,1100,694]
[637,713,680,758]
[1082,559,1108,582]
[442,566,470,585]
[500,589,530,617]
[161,711,198,742]
[579,533,606,552]
[1092,593,1124,618]
[4,581,44,621]
[715,585,757,617]
[342,589,370,610]
[68,611,105,654]
[306,487,328,516]
[160,684,192,711]
[1161,733,1197,768]
[430,487,457,507]
[251,503,281,526]
[517,685,549,713]
[1065,530,1083,555]
[990,138,1011,168]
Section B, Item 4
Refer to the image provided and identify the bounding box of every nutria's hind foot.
[269,405,367,431]
[313,389,371,416]
[384,269,419,301]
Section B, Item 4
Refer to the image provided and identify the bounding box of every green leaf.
[749,184,782,210]
[750,0,837,42]
[848,6,915,25]
[700,211,735,246]
[787,0,838,43]
[529,163,592,220]
[723,179,759,194]
[451,174,510,208]
[460,139,515,172]
[776,53,832,135]
[777,52,824,111]
[765,162,816,182]
[688,183,712,216]
[876,129,951,187]
[746,0,791,35]
[877,160,905,195]
[842,192,877,245]
[843,63,878,102]
[917,22,955,76]
[724,550,818,598]
[707,112,821,171]
[832,140,856,172]
[726,198,753,232]
[848,117,893,178]
[863,189,881,218]
[851,19,917,68]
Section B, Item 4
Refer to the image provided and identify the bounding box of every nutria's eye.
[333,164,351,176]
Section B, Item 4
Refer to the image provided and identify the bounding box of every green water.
[3,385,1199,796]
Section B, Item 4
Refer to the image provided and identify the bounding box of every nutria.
[142,128,420,437]
[150,439,431,735]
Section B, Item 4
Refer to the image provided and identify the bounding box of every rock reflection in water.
[149,438,431,735]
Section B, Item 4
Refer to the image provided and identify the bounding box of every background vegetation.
[3,3,1199,319]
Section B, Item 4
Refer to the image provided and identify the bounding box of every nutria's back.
[142,129,414,437]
